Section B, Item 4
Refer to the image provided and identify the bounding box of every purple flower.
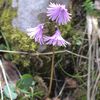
[44,29,70,47]
[47,3,71,25]
[27,24,44,45]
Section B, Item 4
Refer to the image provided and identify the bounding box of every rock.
[94,0,100,10]
[12,0,49,32]
[12,0,71,32]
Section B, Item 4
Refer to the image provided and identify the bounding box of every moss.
[0,1,36,67]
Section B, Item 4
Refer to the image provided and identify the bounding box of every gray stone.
[94,0,100,10]
[12,0,70,32]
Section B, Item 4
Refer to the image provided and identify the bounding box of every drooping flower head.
[47,3,71,25]
[44,29,70,47]
[27,24,44,45]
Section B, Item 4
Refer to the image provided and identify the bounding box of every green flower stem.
[48,46,55,96]
[0,30,13,59]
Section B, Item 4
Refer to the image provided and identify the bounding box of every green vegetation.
[0,0,100,100]
[0,0,36,67]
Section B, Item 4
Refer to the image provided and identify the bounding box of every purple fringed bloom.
[44,29,70,47]
[27,24,44,45]
[47,3,71,25]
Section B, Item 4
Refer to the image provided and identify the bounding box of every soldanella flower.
[44,29,70,47]
[27,24,44,45]
[47,3,71,25]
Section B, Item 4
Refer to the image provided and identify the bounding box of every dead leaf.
[45,97,51,100]
[65,78,77,88]
[52,97,61,100]
[63,96,75,100]
[0,57,20,88]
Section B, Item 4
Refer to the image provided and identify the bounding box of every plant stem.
[87,35,91,100]
[0,60,12,100]
[48,47,55,96]
[0,31,13,59]
[0,81,3,100]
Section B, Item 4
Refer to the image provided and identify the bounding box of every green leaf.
[83,0,94,14]
[4,83,18,100]
[76,40,82,46]
[0,44,7,50]
[16,74,33,91]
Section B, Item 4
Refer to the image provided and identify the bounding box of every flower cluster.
[44,29,70,47]
[27,24,44,45]
[27,3,71,47]
[47,3,71,25]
